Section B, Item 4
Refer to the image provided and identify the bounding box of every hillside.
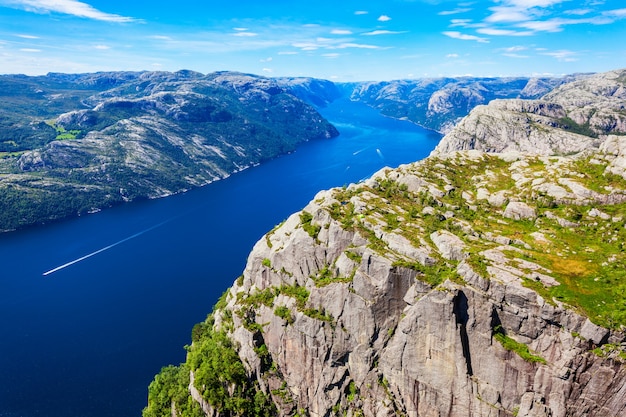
[144,69,626,417]
[343,75,587,134]
[0,71,338,231]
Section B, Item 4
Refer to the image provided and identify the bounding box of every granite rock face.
[146,69,626,417]
[166,149,626,417]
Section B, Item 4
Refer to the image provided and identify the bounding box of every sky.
[0,0,625,81]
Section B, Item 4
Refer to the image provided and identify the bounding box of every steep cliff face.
[145,70,626,417]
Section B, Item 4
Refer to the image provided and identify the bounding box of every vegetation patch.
[144,324,276,417]
[556,116,597,138]
[303,307,334,324]
[312,265,353,287]
[237,287,277,309]
[392,260,462,287]
[279,284,310,310]
[265,220,285,248]
[300,211,321,240]
[493,325,546,364]
[573,157,626,193]
[274,305,294,325]
[592,343,626,361]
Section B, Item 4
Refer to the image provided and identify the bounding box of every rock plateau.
[144,70,626,417]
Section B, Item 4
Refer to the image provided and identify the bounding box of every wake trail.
[352,146,371,155]
[43,220,169,276]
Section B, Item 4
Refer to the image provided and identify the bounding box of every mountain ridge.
[0,71,338,231]
[433,68,626,156]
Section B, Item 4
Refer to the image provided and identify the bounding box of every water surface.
[0,99,441,417]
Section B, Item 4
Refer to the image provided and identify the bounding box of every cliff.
[145,70,626,417]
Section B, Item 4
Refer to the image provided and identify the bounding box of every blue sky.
[0,0,625,80]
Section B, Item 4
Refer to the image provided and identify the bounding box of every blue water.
[0,99,441,417]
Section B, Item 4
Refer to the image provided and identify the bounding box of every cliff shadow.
[453,291,473,376]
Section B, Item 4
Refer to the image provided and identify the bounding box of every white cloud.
[485,6,534,23]
[322,53,340,58]
[439,8,472,16]
[502,46,528,52]
[94,45,110,50]
[361,30,407,36]
[377,15,392,22]
[516,19,566,32]
[477,27,533,36]
[354,10,368,15]
[278,51,298,55]
[505,0,567,6]
[16,34,39,39]
[233,27,249,31]
[442,31,489,43]
[1,0,138,22]
[565,8,592,16]
[450,19,473,27]
[604,8,626,18]
[446,53,459,58]
[331,29,353,35]
[500,45,530,58]
[20,48,41,52]
[260,57,272,62]
[540,49,578,61]
[336,43,381,49]
[516,16,612,32]
[232,32,258,37]
[262,68,273,73]
[292,42,319,51]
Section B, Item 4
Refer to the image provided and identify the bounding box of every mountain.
[0,70,591,233]
[144,69,626,417]
[0,71,338,232]
[345,75,588,134]
[433,69,626,155]
[275,77,343,108]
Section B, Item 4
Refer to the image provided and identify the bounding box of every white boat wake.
[43,220,168,276]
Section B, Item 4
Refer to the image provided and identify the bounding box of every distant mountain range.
[0,70,338,231]
[0,70,589,231]
[277,74,590,133]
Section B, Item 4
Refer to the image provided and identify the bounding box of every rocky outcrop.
[433,69,626,156]
[142,69,626,417]
[146,148,626,417]
[146,130,626,417]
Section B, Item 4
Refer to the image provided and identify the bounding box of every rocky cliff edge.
[144,70,626,417]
